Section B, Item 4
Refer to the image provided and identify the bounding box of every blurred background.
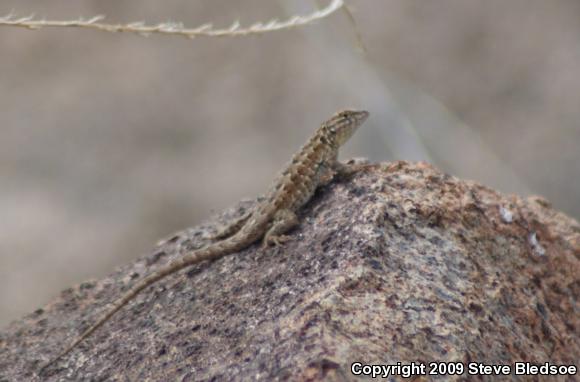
[1,0,579,327]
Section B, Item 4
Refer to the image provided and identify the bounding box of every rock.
[1,162,578,381]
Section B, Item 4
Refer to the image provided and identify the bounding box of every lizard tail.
[39,258,186,374]
[39,239,243,374]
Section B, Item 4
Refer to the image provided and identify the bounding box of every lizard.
[40,109,369,373]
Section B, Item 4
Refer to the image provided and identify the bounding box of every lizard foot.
[335,160,372,180]
[262,234,292,249]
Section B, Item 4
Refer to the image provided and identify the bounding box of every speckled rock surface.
[1,161,578,382]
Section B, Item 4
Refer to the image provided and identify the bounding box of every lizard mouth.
[331,109,369,145]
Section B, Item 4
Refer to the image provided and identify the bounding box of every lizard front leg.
[331,160,369,179]
[262,209,299,248]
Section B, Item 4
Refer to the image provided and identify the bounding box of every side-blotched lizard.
[41,109,369,372]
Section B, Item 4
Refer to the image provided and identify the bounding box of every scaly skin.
[40,109,369,372]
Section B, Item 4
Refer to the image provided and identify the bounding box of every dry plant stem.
[341,3,367,53]
[0,0,344,39]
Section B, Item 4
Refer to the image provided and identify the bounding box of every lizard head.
[324,109,369,146]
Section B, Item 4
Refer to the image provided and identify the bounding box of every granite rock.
[1,162,578,381]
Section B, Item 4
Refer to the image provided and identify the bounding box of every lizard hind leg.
[262,209,299,248]
[209,211,252,241]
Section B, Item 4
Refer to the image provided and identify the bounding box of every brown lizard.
[40,109,369,372]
